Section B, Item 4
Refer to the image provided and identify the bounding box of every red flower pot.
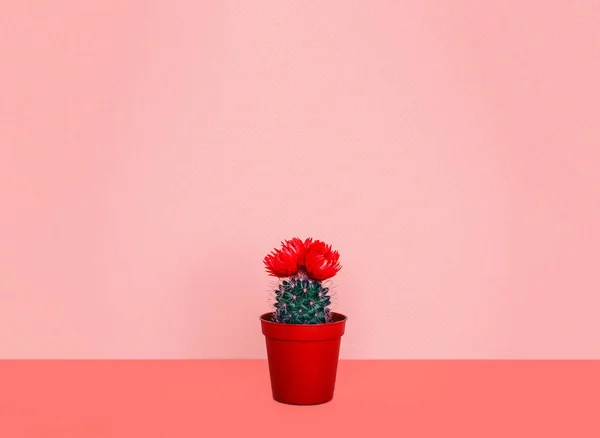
[260,312,347,405]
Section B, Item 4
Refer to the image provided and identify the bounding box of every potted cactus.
[260,238,347,405]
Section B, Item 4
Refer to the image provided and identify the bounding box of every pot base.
[274,397,333,406]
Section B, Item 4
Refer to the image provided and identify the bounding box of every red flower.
[263,238,305,277]
[264,237,342,281]
[304,240,341,281]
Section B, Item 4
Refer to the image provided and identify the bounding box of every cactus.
[264,238,341,324]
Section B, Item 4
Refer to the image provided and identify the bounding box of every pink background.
[1,1,599,358]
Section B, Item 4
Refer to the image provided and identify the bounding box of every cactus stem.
[272,275,332,324]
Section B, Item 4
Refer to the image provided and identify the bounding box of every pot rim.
[259,311,347,327]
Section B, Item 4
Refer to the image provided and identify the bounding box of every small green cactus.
[264,238,341,324]
[273,276,332,324]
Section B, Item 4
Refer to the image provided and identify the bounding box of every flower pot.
[260,312,347,405]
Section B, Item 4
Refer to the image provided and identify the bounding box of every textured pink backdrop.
[1,1,599,358]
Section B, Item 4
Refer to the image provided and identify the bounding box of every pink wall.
[1,1,599,358]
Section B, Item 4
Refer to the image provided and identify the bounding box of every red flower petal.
[298,238,313,266]
[263,238,304,277]
[304,240,342,281]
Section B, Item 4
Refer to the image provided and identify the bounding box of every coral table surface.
[1,360,598,437]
